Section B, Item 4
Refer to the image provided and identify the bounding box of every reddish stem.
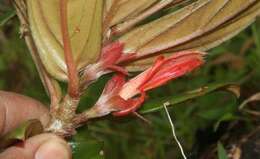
[60,0,79,98]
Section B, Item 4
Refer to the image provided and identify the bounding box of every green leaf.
[252,23,260,52]
[0,10,16,27]
[214,113,238,131]
[0,119,43,150]
[71,140,104,159]
[139,83,240,114]
[70,130,104,159]
[217,142,229,159]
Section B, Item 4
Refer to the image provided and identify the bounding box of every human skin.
[0,91,72,159]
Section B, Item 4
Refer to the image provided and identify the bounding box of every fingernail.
[35,140,71,159]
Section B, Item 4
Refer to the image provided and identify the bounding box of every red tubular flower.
[93,51,205,117]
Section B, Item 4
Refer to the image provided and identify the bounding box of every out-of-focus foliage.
[0,10,15,27]
[217,142,228,159]
[0,28,47,100]
[70,130,104,159]
[1,1,260,158]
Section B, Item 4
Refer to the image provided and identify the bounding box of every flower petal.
[112,92,146,116]
[140,51,205,91]
[119,51,205,99]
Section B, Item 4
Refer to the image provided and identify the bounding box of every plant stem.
[60,0,79,98]
[46,95,80,136]
[13,0,61,111]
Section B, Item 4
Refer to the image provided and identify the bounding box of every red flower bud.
[93,51,205,117]
[100,42,124,67]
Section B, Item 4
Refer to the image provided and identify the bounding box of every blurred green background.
[1,2,260,159]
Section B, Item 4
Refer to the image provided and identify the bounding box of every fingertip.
[0,134,71,159]
[28,133,71,157]
[0,91,50,136]
[35,138,71,159]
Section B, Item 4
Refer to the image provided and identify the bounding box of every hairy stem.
[73,107,104,126]
[60,0,79,98]
[45,95,80,137]
[13,0,61,111]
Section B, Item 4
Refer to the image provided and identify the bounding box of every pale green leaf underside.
[27,0,103,80]
[120,0,260,71]
[104,0,157,27]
